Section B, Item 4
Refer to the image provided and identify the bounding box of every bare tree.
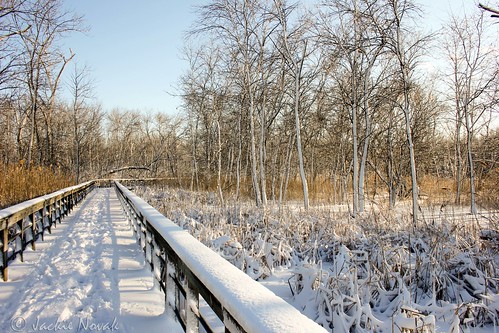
[40,50,74,164]
[12,0,82,168]
[190,0,281,207]
[381,0,432,226]
[318,0,390,216]
[273,0,312,210]
[442,10,498,214]
[67,63,99,182]
[0,1,28,92]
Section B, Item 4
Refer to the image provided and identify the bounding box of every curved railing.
[0,181,95,281]
[114,181,327,333]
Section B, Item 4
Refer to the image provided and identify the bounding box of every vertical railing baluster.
[186,281,200,333]
[140,216,146,253]
[18,220,24,262]
[55,199,62,223]
[145,226,152,270]
[2,228,8,281]
[47,206,52,237]
[30,212,36,250]
[166,260,177,321]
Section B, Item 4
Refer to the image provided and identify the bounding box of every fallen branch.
[479,3,499,18]
[102,166,151,176]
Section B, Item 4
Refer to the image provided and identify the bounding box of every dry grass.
[477,167,499,209]
[418,174,455,204]
[148,171,498,209]
[0,163,74,209]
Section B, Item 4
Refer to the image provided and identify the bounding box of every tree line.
[179,0,498,217]
[0,0,497,215]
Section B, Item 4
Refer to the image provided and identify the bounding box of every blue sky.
[62,0,201,115]
[60,0,479,116]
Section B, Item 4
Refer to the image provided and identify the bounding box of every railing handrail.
[0,181,95,281]
[114,181,327,333]
[0,181,95,229]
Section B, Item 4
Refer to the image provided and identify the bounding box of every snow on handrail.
[0,181,95,281]
[0,181,94,222]
[114,181,327,333]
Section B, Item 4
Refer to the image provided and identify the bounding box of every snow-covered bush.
[134,185,498,332]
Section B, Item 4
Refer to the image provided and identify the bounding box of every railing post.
[186,281,200,333]
[140,216,146,253]
[2,228,8,281]
[18,220,24,262]
[56,200,61,221]
[61,197,66,217]
[165,261,177,320]
[133,211,139,234]
[46,205,52,234]
[223,308,245,333]
[30,212,36,250]
[69,194,72,212]
[147,229,154,272]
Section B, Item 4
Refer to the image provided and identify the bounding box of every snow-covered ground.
[1,185,496,333]
[0,188,181,333]
[134,185,498,333]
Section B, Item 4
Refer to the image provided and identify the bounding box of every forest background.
[0,0,498,217]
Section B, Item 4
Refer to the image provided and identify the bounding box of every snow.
[0,181,93,221]
[0,188,181,333]
[116,182,328,333]
[133,185,499,333]
[2,182,496,333]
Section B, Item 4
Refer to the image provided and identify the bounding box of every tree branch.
[479,3,499,18]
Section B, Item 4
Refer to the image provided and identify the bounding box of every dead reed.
[0,162,74,209]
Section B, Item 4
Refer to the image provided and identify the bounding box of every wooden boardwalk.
[0,183,327,333]
[0,188,181,333]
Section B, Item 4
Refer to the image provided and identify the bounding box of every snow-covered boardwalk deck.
[0,188,180,333]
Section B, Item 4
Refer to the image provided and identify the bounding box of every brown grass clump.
[0,162,74,209]
[477,167,499,209]
[418,174,455,205]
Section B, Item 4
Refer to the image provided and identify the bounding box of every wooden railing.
[114,181,327,333]
[0,181,95,281]
[95,178,177,188]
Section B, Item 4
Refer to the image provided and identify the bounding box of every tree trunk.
[259,98,267,207]
[464,111,477,214]
[351,0,359,217]
[352,94,359,217]
[216,120,224,207]
[236,111,242,200]
[455,118,463,204]
[294,61,309,210]
[248,81,262,207]
[402,86,419,227]
[359,106,370,213]
[26,103,36,169]
[190,116,200,192]
[279,132,294,208]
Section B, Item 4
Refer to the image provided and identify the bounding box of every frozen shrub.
[134,185,499,331]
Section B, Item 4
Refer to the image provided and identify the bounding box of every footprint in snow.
[59,240,71,249]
